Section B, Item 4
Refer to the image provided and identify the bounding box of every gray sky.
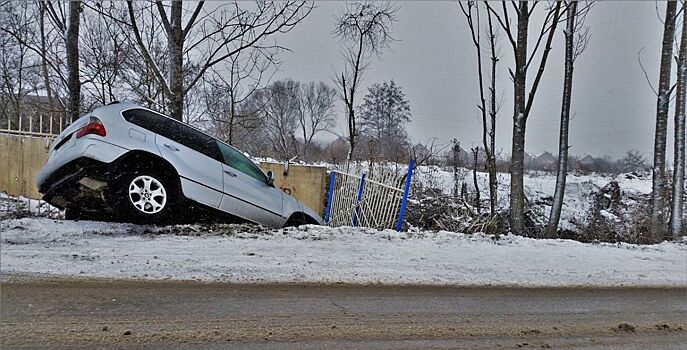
[272,1,678,159]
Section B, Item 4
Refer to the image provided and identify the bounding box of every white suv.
[36,102,323,227]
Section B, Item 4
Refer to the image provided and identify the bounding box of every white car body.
[36,102,324,227]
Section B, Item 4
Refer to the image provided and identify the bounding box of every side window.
[216,141,267,183]
[123,108,221,162]
[122,109,179,142]
[176,123,222,162]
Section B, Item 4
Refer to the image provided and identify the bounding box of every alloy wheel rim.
[128,175,167,214]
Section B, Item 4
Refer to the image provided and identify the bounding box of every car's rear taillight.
[75,117,106,138]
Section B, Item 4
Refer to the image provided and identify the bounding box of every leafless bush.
[569,182,658,244]
[405,186,506,236]
[0,194,62,220]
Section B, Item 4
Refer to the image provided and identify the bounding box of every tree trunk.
[672,3,687,239]
[547,1,578,238]
[168,2,184,121]
[473,147,481,214]
[228,93,236,145]
[651,1,677,241]
[487,9,498,215]
[347,104,356,161]
[39,3,55,110]
[510,2,529,235]
[452,140,461,198]
[66,1,81,122]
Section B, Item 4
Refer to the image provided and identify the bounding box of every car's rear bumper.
[36,138,128,191]
[39,157,118,210]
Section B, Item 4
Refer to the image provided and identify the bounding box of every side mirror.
[266,170,275,187]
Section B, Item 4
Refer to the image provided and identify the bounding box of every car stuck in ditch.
[36,102,323,228]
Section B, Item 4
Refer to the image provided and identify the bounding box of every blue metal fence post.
[395,159,415,231]
[324,171,336,224]
[352,172,366,226]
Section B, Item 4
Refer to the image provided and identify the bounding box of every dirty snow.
[1,218,685,287]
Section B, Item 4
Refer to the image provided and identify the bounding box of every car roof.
[103,102,267,174]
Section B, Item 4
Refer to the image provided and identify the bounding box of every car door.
[145,112,224,208]
[216,141,285,227]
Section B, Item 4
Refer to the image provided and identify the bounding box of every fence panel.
[0,111,63,199]
[325,161,414,231]
[0,133,52,199]
[1,111,69,137]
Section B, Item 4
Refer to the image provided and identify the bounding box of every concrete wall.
[0,133,51,199]
[0,134,329,215]
[259,162,328,216]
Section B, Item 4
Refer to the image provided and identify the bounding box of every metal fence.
[1,112,69,137]
[324,160,414,231]
[0,193,62,220]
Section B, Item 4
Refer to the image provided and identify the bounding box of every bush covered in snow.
[402,164,671,244]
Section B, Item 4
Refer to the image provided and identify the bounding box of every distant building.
[533,151,557,171]
[577,155,597,173]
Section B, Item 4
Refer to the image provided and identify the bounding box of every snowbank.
[2,218,685,287]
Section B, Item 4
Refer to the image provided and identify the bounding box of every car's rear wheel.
[112,170,178,224]
[64,207,111,222]
[64,207,84,221]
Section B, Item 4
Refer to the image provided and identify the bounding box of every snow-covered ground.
[2,217,685,287]
[412,165,654,231]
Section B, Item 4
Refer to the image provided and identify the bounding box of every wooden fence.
[0,133,53,199]
[0,111,64,199]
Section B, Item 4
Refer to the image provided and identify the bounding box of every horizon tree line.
[1,1,684,239]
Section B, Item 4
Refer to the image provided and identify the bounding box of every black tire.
[284,212,318,228]
[110,169,179,225]
[64,207,84,221]
[65,207,111,222]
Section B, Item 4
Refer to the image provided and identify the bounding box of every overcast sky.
[271,1,678,159]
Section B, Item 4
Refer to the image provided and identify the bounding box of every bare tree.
[262,79,300,160]
[472,146,481,214]
[296,82,337,162]
[451,139,462,198]
[0,2,32,123]
[80,8,128,107]
[485,6,501,216]
[334,1,398,160]
[650,1,678,240]
[486,1,562,235]
[672,2,687,239]
[621,150,649,173]
[546,1,592,237]
[121,1,312,121]
[115,3,169,111]
[37,2,56,108]
[2,1,88,119]
[66,1,81,120]
[202,47,274,145]
[459,1,501,215]
[42,2,73,113]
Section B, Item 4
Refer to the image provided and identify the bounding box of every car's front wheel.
[113,170,177,224]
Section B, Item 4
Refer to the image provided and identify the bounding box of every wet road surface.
[1,279,685,349]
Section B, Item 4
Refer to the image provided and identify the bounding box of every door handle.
[163,144,179,152]
[224,170,237,177]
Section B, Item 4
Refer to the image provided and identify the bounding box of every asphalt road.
[1,279,686,349]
